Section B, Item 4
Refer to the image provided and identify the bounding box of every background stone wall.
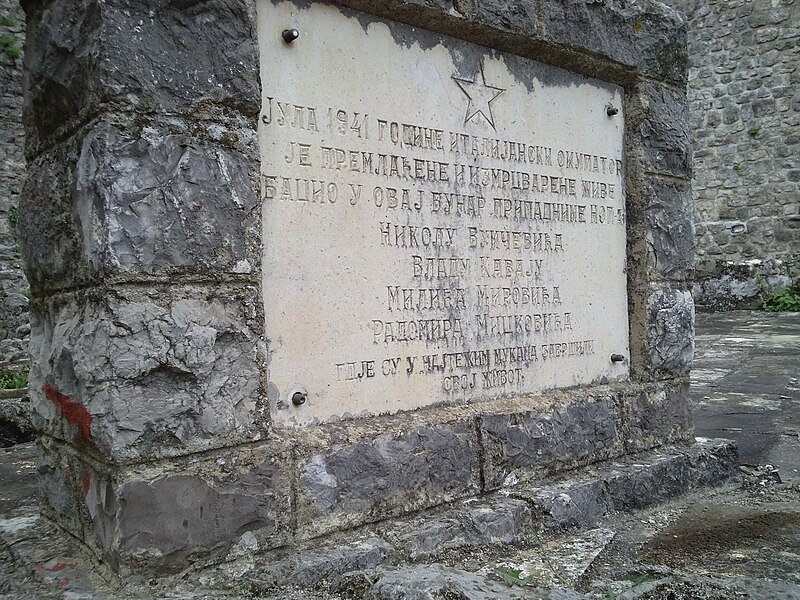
[668,0,800,309]
[0,0,29,363]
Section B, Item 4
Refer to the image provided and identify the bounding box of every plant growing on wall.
[762,283,800,312]
[0,368,28,390]
[6,206,19,227]
[0,32,20,60]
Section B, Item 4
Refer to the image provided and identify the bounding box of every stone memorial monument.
[20,0,695,576]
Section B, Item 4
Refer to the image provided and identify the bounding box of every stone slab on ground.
[1,446,798,600]
[640,501,800,584]
[393,498,531,562]
[0,510,109,600]
[248,537,393,592]
[497,528,616,588]
[364,564,586,600]
[509,437,738,529]
[579,470,800,598]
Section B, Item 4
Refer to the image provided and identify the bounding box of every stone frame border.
[20,0,694,574]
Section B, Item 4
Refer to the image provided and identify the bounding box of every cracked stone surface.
[646,287,695,377]
[364,564,586,600]
[29,287,264,462]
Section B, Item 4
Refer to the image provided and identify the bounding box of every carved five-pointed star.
[452,65,505,129]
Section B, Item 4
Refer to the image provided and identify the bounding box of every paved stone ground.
[692,311,800,479]
[1,310,799,599]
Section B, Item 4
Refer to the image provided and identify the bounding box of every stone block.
[295,422,480,538]
[18,137,86,292]
[15,0,705,581]
[22,0,260,154]
[543,0,688,83]
[646,286,694,377]
[364,564,586,600]
[480,397,623,490]
[20,120,260,293]
[396,498,530,561]
[517,478,610,531]
[624,384,694,453]
[115,455,291,575]
[28,284,265,462]
[248,537,393,592]
[689,438,739,487]
[0,396,35,447]
[335,0,683,83]
[604,453,691,511]
[515,439,739,531]
[645,180,694,280]
[474,0,541,37]
[334,0,541,42]
[38,438,98,550]
[39,438,292,575]
[641,83,692,178]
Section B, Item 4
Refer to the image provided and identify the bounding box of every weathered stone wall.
[668,0,800,309]
[0,0,29,363]
[20,0,695,577]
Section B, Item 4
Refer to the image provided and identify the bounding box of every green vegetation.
[0,31,21,60]
[733,163,742,172]
[0,368,28,390]
[7,206,18,227]
[494,566,537,588]
[763,283,800,312]
[0,15,17,27]
[748,126,760,138]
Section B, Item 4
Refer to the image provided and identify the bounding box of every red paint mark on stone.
[44,384,92,442]
[39,562,69,572]
[82,471,92,495]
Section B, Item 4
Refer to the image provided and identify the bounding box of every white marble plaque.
[258,0,629,426]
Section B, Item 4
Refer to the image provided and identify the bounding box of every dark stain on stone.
[0,418,34,448]
[642,506,800,562]
[278,0,620,93]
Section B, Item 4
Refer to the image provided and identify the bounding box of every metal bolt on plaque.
[282,28,299,44]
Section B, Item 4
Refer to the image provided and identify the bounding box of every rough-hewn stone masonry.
[0,0,29,364]
[19,0,697,578]
[668,0,799,309]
